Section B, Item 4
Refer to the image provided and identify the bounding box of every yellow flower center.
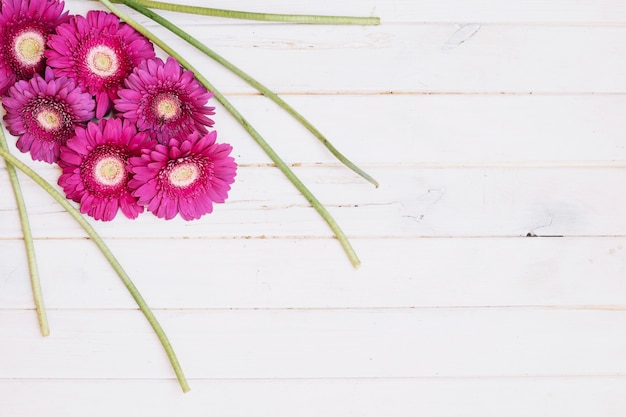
[15,32,45,66]
[157,97,179,120]
[86,45,119,77]
[153,93,181,122]
[94,156,125,186]
[36,109,61,131]
[169,163,199,188]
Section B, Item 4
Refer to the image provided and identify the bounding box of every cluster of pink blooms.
[0,0,237,221]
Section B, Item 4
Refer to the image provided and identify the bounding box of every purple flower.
[58,118,156,221]
[0,0,69,94]
[2,67,95,163]
[128,130,236,220]
[46,10,155,118]
[115,56,215,144]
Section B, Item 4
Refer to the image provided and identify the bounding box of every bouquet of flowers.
[0,0,379,392]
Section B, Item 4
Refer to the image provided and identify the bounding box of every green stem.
[118,0,378,188]
[112,0,380,25]
[0,143,190,393]
[0,127,49,336]
[100,0,361,267]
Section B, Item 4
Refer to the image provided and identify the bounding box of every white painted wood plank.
[205,94,626,166]
[2,238,626,310]
[82,0,626,24]
[144,24,626,94]
[2,308,626,379]
[1,166,625,238]
[59,2,626,93]
[4,94,624,166]
[3,377,626,417]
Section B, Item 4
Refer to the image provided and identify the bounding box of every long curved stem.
[117,0,378,188]
[112,0,380,25]
[0,143,190,393]
[100,0,361,267]
[0,127,49,336]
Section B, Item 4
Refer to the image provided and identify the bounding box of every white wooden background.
[2,0,626,415]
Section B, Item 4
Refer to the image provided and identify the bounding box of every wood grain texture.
[2,237,626,309]
[1,0,625,415]
[136,24,626,94]
[83,0,626,24]
[3,308,626,379]
[1,166,625,239]
[4,377,626,417]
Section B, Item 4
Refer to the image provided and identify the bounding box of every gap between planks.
[3,305,626,312]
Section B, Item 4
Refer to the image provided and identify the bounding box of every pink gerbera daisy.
[58,118,156,221]
[115,56,215,144]
[128,131,236,221]
[45,10,155,118]
[2,67,95,163]
[0,0,69,94]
